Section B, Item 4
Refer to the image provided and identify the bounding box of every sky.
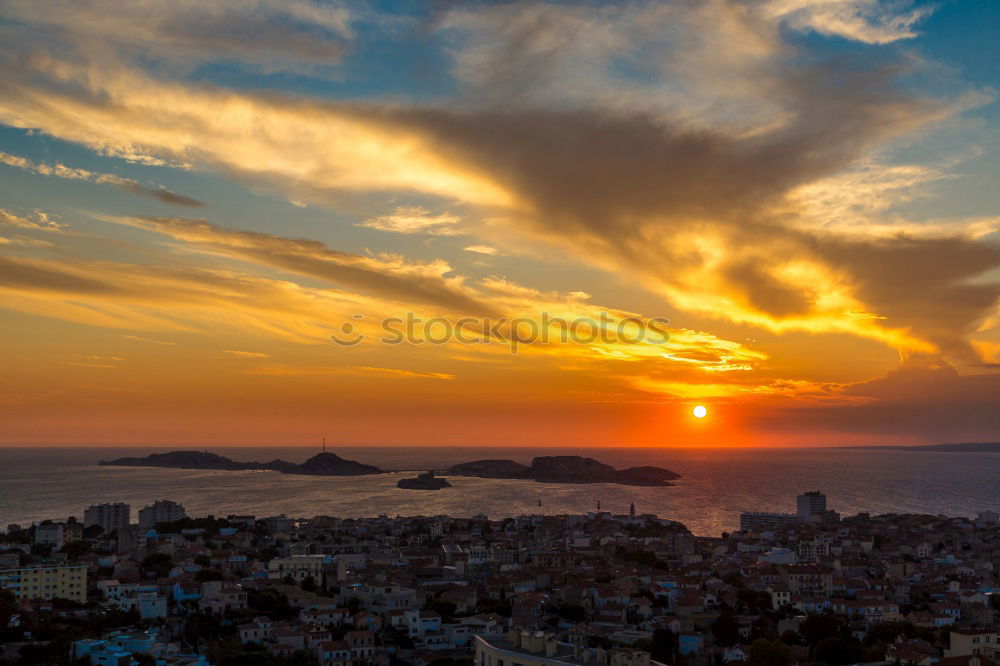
[0,0,998,448]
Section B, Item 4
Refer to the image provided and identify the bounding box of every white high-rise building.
[138,500,186,529]
[83,503,131,533]
[797,491,827,520]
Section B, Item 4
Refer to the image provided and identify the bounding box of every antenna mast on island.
[322,435,326,453]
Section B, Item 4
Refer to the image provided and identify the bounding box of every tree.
[748,639,793,666]
[0,589,17,640]
[723,572,744,588]
[195,568,226,583]
[142,552,174,578]
[800,613,840,646]
[863,622,908,648]
[738,587,774,614]
[555,603,586,622]
[61,540,92,560]
[428,599,457,619]
[779,630,803,646]
[651,628,678,664]
[286,650,319,666]
[83,524,104,538]
[247,588,296,621]
[301,576,316,592]
[752,615,777,642]
[814,636,863,666]
[712,613,741,646]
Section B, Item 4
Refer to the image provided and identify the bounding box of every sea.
[1,446,998,536]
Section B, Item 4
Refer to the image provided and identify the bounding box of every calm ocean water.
[1,446,997,536]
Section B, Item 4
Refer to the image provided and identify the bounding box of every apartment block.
[84,503,131,533]
[137,500,186,529]
[0,563,87,602]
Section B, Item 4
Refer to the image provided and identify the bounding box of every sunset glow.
[0,0,998,448]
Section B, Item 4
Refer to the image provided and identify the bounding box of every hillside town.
[1,493,999,666]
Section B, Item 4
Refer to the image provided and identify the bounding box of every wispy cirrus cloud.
[358,206,461,234]
[249,364,456,380]
[0,0,354,74]
[0,151,203,207]
[108,215,492,315]
[768,0,934,45]
[464,244,502,256]
[0,251,379,342]
[223,349,269,358]
[1,208,64,232]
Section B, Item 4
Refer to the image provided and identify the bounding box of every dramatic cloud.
[437,0,932,129]
[0,213,763,386]
[0,0,997,444]
[750,357,1000,442]
[1,0,991,364]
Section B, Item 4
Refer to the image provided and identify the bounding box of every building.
[741,491,839,531]
[264,514,293,534]
[116,584,168,619]
[71,639,132,666]
[84,502,131,533]
[137,500,186,529]
[269,554,328,585]
[796,491,840,525]
[72,630,209,666]
[34,523,64,549]
[474,630,661,666]
[797,491,827,519]
[759,547,796,565]
[0,563,87,602]
[739,512,801,531]
[949,628,1000,660]
[63,520,84,542]
[117,524,151,558]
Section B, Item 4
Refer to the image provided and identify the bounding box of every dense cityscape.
[2,492,998,666]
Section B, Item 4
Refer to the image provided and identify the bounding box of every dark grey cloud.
[118,183,205,209]
[753,360,1000,442]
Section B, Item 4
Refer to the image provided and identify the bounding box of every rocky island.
[99,450,383,476]
[447,455,680,486]
[98,452,679,486]
[396,470,452,490]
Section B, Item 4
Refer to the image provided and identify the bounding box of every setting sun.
[693,405,708,419]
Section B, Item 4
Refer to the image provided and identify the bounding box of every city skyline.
[1,0,999,447]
